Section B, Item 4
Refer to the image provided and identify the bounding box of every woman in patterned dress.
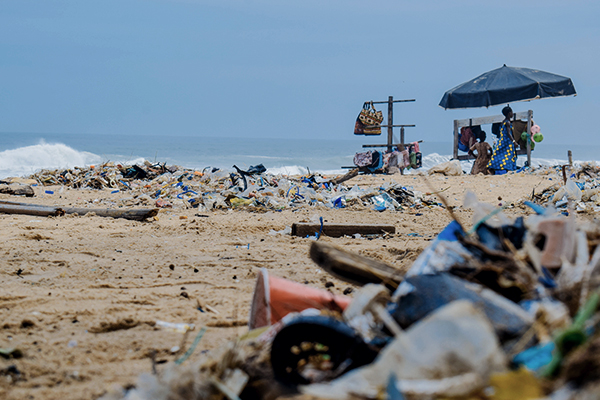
[487,106,518,174]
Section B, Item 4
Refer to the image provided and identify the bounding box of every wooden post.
[387,96,394,152]
[400,127,405,149]
[453,119,459,160]
[400,126,405,176]
[526,110,533,167]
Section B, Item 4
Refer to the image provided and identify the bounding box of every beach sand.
[0,171,583,399]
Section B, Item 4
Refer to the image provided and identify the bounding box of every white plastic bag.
[427,160,463,176]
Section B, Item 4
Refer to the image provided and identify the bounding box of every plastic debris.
[155,320,195,333]
[23,162,442,213]
[391,273,533,342]
[302,301,506,399]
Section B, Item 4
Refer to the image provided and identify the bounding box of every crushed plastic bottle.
[155,320,195,333]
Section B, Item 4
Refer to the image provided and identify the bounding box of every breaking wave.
[0,141,102,179]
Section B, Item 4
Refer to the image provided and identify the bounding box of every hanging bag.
[363,102,383,135]
[354,102,371,135]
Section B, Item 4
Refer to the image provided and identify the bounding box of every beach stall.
[440,65,577,167]
[351,95,420,174]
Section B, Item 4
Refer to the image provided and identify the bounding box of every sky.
[1,0,598,146]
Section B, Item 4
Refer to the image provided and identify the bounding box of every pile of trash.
[527,163,600,214]
[27,162,442,212]
[101,190,600,400]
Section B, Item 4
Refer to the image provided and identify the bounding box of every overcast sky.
[1,1,598,145]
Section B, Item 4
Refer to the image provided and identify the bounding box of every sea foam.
[0,142,102,179]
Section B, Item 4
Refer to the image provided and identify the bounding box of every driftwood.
[0,184,34,197]
[0,201,158,221]
[292,222,395,238]
[310,241,403,288]
[329,168,359,185]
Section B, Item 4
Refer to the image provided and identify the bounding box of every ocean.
[0,131,597,179]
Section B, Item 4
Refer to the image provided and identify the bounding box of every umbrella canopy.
[439,65,576,109]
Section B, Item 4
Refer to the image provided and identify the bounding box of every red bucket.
[248,268,351,329]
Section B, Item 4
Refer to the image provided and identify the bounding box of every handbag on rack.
[363,102,384,135]
[354,102,383,135]
[354,103,368,135]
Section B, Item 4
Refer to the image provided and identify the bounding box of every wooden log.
[62,207,159,221]
[309,242,403,287]
[0,203,63,217]
[0,201,158,221]
[292,222,395,238]
[329,168,359,185]
[0,184,34,197]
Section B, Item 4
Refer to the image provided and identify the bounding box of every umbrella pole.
[527,110,533,167]
[453,120,459,160]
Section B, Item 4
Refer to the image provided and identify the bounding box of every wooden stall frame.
[369,96,416,152]
[346,96,418,174]
[452,110,533,166]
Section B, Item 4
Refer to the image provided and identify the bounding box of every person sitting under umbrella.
[487,106,518,174]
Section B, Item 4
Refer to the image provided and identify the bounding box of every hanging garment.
[458,127,474,152]
[400,149,411,168]
[368,151,382,170]
[353,151,373,167]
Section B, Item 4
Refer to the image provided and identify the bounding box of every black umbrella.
[439,65,576,109]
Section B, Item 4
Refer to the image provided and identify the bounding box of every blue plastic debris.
[391,273,533,342]
[315,217,324,240]
[386,373,405,400]
[513,342,555,372]
[333,197,345,208]
[538,267,557,289]
[523,201,546,215]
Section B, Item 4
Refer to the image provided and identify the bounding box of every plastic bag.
[302,301,506,399]
[427,160,463,176]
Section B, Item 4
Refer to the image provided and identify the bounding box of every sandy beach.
[0,170,584,399]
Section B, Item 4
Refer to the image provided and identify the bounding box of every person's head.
[478,131,487,142]
[502,105,513,119]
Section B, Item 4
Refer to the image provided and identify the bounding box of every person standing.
[487,106,517,174]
